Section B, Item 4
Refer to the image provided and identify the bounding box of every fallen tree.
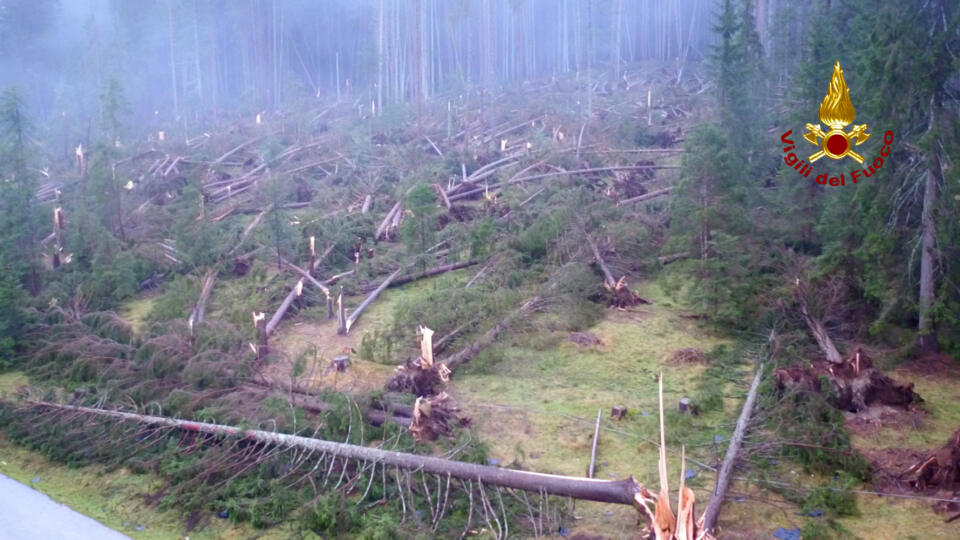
[341,267,403,334]
[702,363,764,534]
[359,260,478,293]
[25,400,652,506]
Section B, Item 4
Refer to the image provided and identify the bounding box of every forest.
[0,0,958,538]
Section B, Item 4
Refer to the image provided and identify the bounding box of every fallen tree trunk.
[585,233,616,288]
[189,269,218,325]
[342,267,403,334]
[702,363,764,534]
[285,260,331,296]
[797,295,843,365]
[443,296,541,372]
[617,187,673,206]
[376,202,402,240]
[265,245,334,336]
[359,260,478,293]
[26,400,650,506]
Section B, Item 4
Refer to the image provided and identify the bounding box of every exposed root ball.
[386,360,445,396]
[903,430,960,491]
[774,347,921,412]
[606,277,651,308]
[409,392,469,442]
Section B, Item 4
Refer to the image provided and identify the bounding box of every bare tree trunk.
[360,260,478,293]
[28,401,651,507]
[702,363,764,533]
[617,187,672,206]
[918,95,942,353]
[797,293,843,364]
[585,233,616,288]
[443,296,541,371]
[343,267,403,334]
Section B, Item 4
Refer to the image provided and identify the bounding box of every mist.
[1,0,721,143]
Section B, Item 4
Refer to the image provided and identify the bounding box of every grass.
[449,281,741,537]
[118,295,158,333]
[0,432,305,540]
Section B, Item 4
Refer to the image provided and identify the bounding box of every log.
[702,363,764,534]
[425,135,443,157]
[359,260,478,293]
[585,233,617,288]
[189,269,218,325]
[27,401,650,506]
[617,187,673,206]
[361,194,373,214]
[376,202,402,240]
[443,296,541,372]
[285,260,330,296]
[433,184,451,210]
[227,209,268,255]
[344,267,402,333]
[263,245,334,336]
[211,137,261,166]
[589,408,602,478]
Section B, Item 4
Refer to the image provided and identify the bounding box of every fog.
[0,0,722,143]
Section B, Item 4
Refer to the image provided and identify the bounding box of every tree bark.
[617,187,672,206]
[797,295,843,364]
[28,401,649,506]
[702,363,763,533]
[585,233,616,288]
[360,260,478,293]
[918,94,941,352]
[344,268,403,333]
[376,201,402,240]
[443,296,541,371]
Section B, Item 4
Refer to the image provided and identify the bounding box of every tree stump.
[678,397,693,415]
[611,406,627,420]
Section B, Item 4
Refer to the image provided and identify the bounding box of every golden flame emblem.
[803,62,870,163]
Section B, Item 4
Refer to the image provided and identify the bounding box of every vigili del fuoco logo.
[781,61,894,187]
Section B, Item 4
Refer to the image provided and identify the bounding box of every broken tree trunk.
[343,267,402,334]
[586,233,617,288]
[189,269,218,325]
[26,401,651,506]
[443,296,541,372]
[702,363,764,534]
[285,260,331,296]
[589,408,602,478]
[796,293,843,365]
[376,202,402,240]
[361,194,373,214]
[360,260,478,293]
[263,245,334,336]
[617,187,673,206]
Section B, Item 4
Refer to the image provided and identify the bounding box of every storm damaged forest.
[0,0,958,538]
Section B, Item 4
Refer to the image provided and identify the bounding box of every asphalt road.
[0,473,130,539]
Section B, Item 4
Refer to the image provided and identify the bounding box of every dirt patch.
[670,348,709,365]
[569,332,603,347]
